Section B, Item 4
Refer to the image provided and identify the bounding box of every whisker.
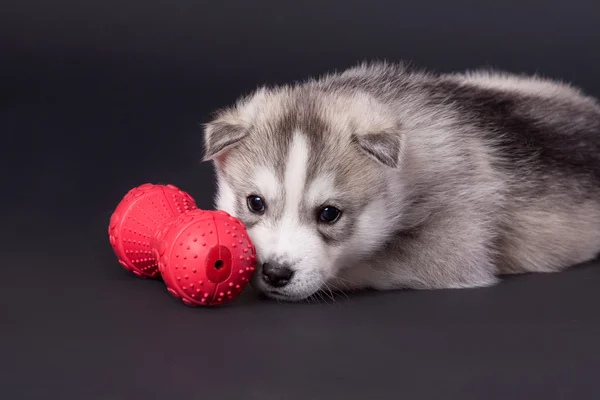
[315,279,334,304]
[330,276,362,294]
[333,276,359,287]
[322,282,337,302]
[317,290,327,304]
[326,281,351,300]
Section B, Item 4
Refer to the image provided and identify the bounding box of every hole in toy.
[214,260,224,269]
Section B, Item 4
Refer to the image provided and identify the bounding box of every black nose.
[262,262,294,287]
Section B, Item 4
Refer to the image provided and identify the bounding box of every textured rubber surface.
[108,183,197,278]
[154,208,256,306]
[108,183,256,306]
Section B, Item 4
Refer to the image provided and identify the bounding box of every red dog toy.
[108,183,256,306]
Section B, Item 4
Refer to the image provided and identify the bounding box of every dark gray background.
[2,1,600,399]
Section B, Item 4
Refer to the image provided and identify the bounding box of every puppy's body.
[203,61,600,301]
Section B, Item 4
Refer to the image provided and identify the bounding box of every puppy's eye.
[318,206,342,223]
[247,195,266,213]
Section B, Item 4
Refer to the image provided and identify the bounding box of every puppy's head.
[202,86,407,301]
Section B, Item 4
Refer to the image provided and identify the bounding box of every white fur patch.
[253,166,281,202]
[283,133,309,215]
[306,173,336,207]
[215,179,237,216]
[273,132,311,262]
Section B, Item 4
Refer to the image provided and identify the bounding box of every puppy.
[202,61,600,302]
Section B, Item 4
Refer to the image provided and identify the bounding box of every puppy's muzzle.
[261,261,294,288]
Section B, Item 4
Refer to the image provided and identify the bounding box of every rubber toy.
[108,183,257,306]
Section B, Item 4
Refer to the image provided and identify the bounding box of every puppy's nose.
[262,262,294,287]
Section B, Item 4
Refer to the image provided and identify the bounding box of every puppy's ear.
[351,129,404,168]
[202,110,249,162]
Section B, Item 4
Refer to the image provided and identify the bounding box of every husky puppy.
[202,61,600,302]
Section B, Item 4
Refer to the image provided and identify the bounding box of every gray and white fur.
[202,61,600,302]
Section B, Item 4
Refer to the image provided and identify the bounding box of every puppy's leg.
[332,209,499,292]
